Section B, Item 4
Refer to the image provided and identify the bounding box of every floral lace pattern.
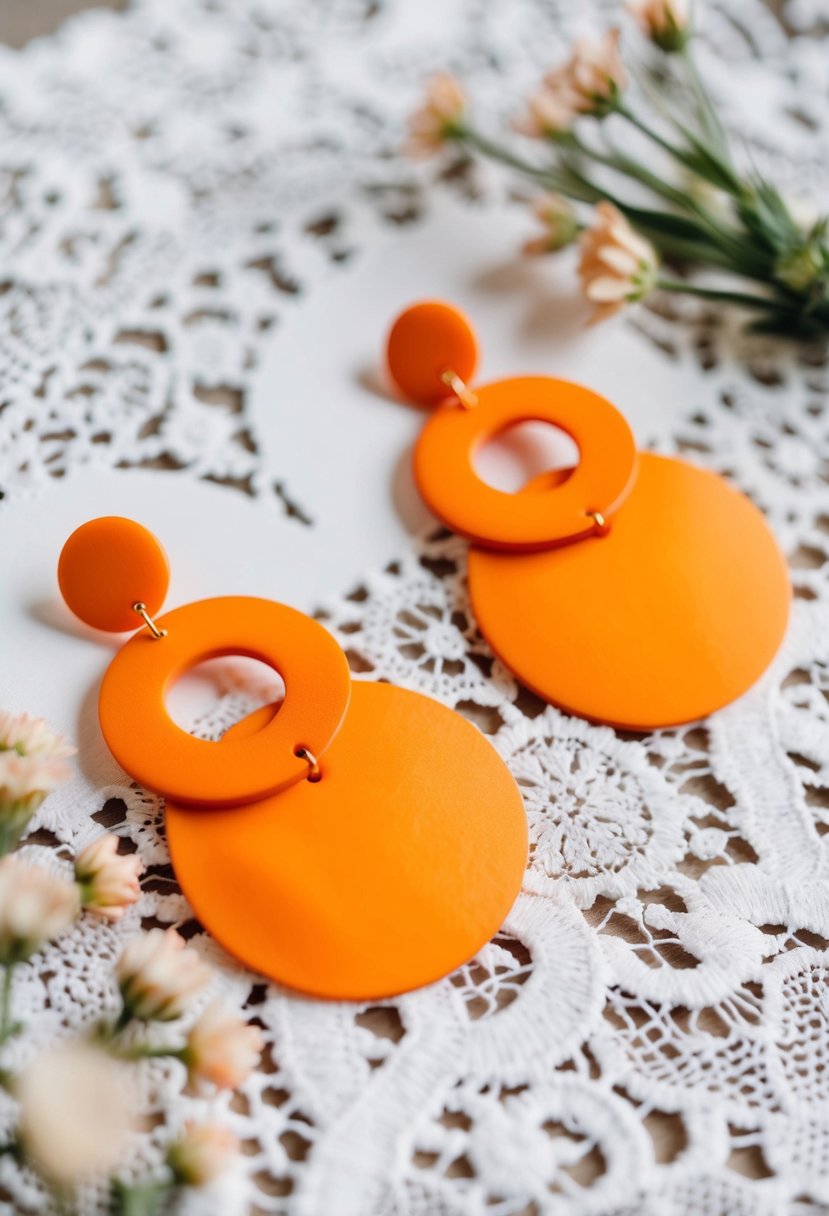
[2,0,829,1212]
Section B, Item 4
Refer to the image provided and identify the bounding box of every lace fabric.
[1,0,829,1212]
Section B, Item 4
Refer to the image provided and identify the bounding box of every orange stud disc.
[468,453,791,729]
[166,681,528,1000]
[58,516,169,632]
[99,596,351,806]
[414,377,638,550]
[386,299,479,406]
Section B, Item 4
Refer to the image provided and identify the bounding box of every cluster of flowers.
[0,711,263,1211]
[408,0,829,337]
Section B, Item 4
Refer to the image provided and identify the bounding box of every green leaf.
[671,120,744,194]
[680,44,731,164]
[739,179,801,253]
[623,204,772,278]
[747,312,828,340]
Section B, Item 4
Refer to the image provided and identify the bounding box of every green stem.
[681,42,730,161]
[110,1178,172,1216]
[616,104,688,164]
[657,277,799,312]
[456,127,555,181]
[466,122,771,281]
[556,149,771,278]
[567,131,751,258]
[457,128,602,203]
[111,1004,135,1037]
[457,124,785,292]
[53,1188,76,1216]
[617,102,744,197]
[462,122,715,241]
[116,1044,185,1062]
[568,131,691,207]
[621,216,765,276]
[0,964,15,1045]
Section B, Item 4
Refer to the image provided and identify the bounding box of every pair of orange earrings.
[56,298,790,1001]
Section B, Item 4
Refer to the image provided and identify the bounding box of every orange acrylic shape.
[386,300,479,406]
[59,517,169,633]
[469,452,791,730]
[167,681,528,1000]
[99,596,352,806]
[414,377,638,550]
[57,510,528,999]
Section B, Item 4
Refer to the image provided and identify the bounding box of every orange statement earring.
[58,517,527,1000]
[386,300,791,730]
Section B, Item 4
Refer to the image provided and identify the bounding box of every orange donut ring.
[99,596,351,806]
[414,377,638,551]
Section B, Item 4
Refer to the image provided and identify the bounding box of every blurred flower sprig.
[0,710,74,854]
[0,710,263,1215]
[408,1,829,336]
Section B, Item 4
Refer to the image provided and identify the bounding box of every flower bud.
[167,1122,238,1187]
[0,857,79,963]
[775,238,828,295]
[578,202,658,322]
[406,74,467,158]
[117,927,212,1021]
[0,712,74,849]
[514,88,576,139]
[542,29,628,122]
[628,0,690,52]
[523,194,580,255]
[183,999,264,1092]
[75,834,143,922]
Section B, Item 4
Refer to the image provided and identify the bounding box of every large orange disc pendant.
[166,682,528,1000]
[468,453,790,730]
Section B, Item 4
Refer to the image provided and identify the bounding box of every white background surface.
[1,1,828,1212]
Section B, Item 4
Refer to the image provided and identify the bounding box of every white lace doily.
[2,0,829,1213]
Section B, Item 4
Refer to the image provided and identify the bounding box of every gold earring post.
[440,369,478,410]
[132,601,167,639]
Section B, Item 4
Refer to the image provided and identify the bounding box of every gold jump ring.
[295,746,322,783]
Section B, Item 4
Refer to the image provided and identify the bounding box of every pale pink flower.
[0,857,79,963]
[579,202,658,322]
[514,86,578,138]
[117,927,212,1021]
[17,1042,133,1186]
[75,834,143,922]
[543,29,628,119]
[628,0,690,51]
[523,193,580,254]
[0,713,74,834]
[167,1121,239,1187]
[0,711,75,761]
[406,73,466,158]
[184,999,263,1092]
[0,752,61,807]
